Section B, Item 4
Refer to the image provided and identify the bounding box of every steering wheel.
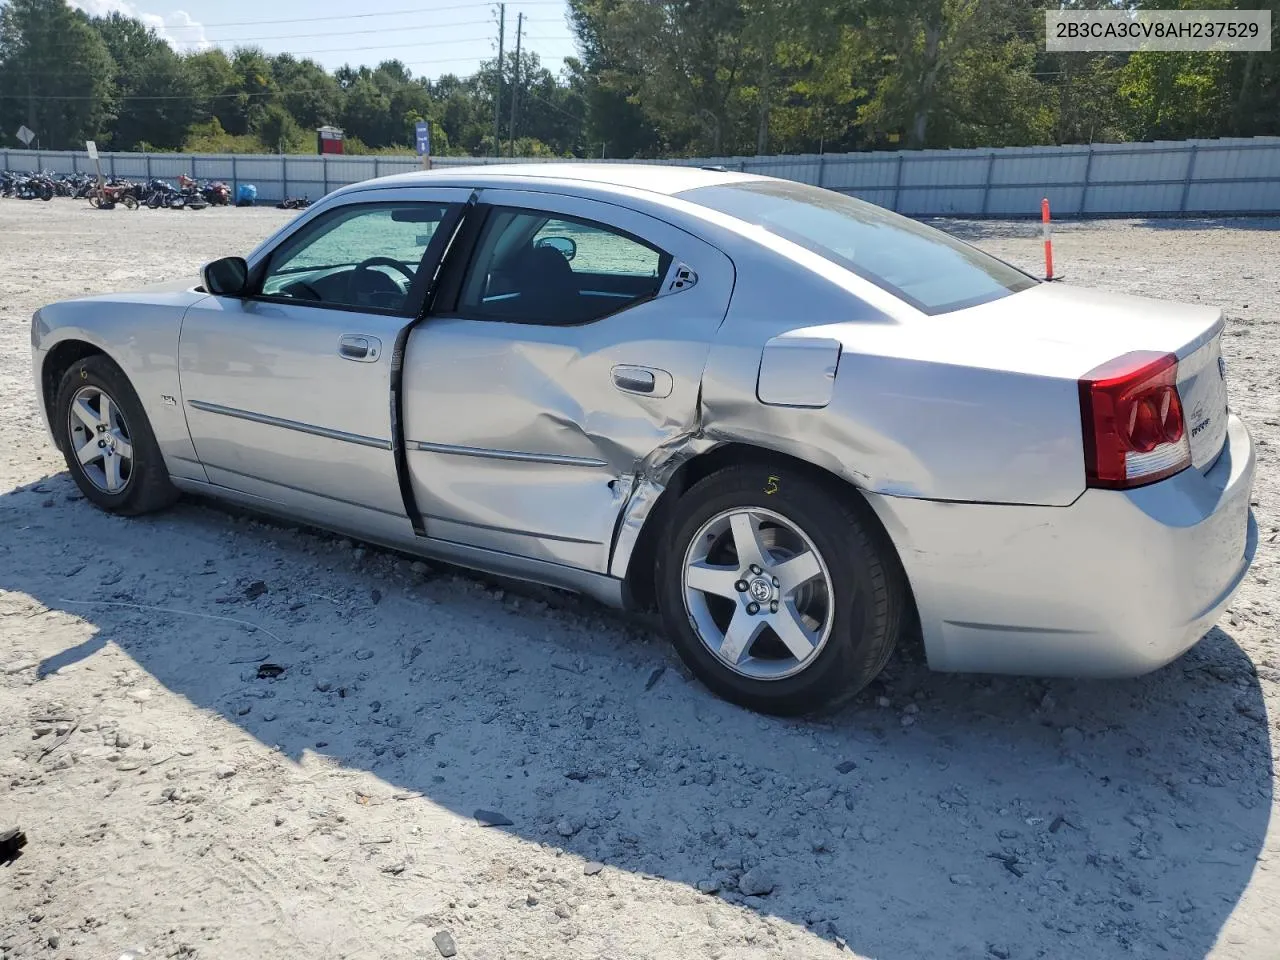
[282,279,323,301]
[354,256,416,283]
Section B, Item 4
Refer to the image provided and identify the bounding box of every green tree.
[90,12,196,150]
[254,103,309,153]
[567,0,661,157]
[0,0,115,149]
[271,54,341,132]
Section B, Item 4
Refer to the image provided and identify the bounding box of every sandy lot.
[1,199,1278,960]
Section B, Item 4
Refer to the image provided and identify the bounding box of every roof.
[354,162,762,197]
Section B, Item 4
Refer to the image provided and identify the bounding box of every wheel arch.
[41,339,112,451]
[621,441,919,629]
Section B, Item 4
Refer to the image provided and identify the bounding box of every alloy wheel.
[66,385,134,494]
[681,507,835,680]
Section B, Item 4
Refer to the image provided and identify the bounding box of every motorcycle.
[88,180,139,210]
[143,179,182,209]
[201,180,231,205]
[5,173,55,200]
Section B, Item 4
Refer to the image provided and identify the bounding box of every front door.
[179,191,468,534]
[401,189,736,573]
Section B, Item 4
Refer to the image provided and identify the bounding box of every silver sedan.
[30,164,1258,714]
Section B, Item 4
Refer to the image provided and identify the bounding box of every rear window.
[679,180,1037,315]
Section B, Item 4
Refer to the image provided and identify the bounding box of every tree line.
[2,0,1278,158]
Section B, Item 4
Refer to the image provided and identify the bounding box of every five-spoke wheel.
[657,464,906,715]
[683,507,834,680]
[54,354,178,515]
[67,384,135,495]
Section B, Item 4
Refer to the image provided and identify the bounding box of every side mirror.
[535,235,576,262]
[201,256,250,297]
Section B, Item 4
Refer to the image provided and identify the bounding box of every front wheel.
[54,355,179,515]
[122,195,138,210]
[655,465,906,715]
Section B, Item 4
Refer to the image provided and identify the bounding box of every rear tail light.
[1079,351,1190,489]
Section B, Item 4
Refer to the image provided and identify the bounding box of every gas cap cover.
[756,336,842,408]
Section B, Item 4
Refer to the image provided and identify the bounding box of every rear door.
[401,189,735,573]
[179,188,468,533]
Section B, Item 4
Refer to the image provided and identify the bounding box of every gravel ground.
[1,200,1277,960]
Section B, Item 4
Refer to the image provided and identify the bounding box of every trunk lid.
[916,282,1230,470]
[1177,332,1229,472]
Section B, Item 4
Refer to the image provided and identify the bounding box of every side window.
[260,202,453,314]
[458,208,671,325]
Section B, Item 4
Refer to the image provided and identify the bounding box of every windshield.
[679,180,1037,315]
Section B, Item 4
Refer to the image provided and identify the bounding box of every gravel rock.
[555,816,584,837]
[737,865,775,897]
[473,809,513,828]
[432,930,457,958]
[214,764,236,779]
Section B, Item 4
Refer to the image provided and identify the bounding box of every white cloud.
[70,0,212,52]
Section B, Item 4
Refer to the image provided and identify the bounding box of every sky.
[67,0,578,79]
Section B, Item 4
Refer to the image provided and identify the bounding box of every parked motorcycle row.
[0,171,94,200]
[1,171,241,210]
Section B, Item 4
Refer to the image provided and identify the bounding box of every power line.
[12,35,497,66]
[150,1,565,31]
[169,16,494,45]
[0,67,493,101]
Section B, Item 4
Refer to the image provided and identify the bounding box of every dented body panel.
[400,186,735,573]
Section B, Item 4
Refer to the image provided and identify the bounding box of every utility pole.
[508,12,523,158]
[493,3,505,158]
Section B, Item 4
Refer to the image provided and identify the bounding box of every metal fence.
[4,136,1280,217]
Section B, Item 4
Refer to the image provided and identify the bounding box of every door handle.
[338,334,381,362]
[612,364,672,397]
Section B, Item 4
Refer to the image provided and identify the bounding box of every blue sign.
[415,120,430,157]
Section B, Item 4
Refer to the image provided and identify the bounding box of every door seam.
[390,191,480,536]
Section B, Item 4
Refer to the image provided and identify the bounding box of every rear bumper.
[866,414,1258,677]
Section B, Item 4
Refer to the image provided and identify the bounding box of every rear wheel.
[54,355,179,515]
[656,465,905,715]
[122,195,138,210]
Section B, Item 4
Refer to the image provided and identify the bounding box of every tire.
[88,194,102,208]
[53,355,179,516]
[122,195,138,210]
[655,464,905,716]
